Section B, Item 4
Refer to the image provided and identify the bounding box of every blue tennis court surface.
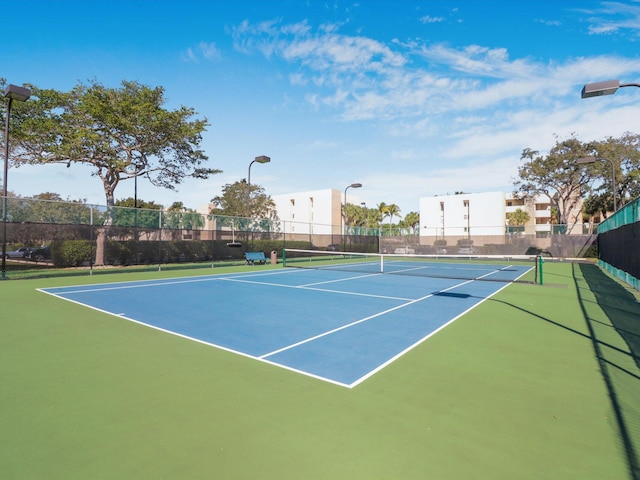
[39,263,532,387]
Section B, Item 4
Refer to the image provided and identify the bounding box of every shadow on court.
[574,263,640,480]
[476,264,639,480]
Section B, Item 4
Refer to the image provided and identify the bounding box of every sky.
[4,0,640,217]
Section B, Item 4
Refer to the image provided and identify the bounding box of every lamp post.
[579,79,638,212]
[577,157,617,212]
[343,183,362,249]
[247,155,270,217]
[581,79,640,98]
[2,84,31,280]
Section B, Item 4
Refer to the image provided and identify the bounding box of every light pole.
[580,79,639,212]
[343,183,362,249]
[577,157,617,212]
[247,155,270,217]
[2,84,31,280]
[581,79,640,98]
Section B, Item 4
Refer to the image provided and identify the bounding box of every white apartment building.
[419,191,584,247]
[271,188,361,235]
[420,191,506,238]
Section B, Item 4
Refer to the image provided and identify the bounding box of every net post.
[282,248,286,268]
[537,255,544,285]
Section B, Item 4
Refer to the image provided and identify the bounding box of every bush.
[51,240,95,267]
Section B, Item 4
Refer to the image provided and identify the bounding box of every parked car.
[26,245,51,262]
[457,246,476,255]
[4,247,31,259]
[393,247,416,254]
[326,244,340,251]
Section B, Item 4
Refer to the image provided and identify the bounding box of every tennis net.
[282,248,541,284]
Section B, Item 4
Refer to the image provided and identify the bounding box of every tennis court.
[39,256,533,387]
[3,258,639,479]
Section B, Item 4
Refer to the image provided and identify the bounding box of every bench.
[245,251,267,265]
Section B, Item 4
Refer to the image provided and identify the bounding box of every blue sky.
[5,0,640,216]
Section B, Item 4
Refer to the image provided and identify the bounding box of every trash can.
[270,250,278,265]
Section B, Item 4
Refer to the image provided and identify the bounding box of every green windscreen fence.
[597,196,640,291]
[1,196,598,280]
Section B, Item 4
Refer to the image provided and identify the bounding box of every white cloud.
[584,1,640,36]
[199,42,221,60]
[181,42,222,62]
[419,15,445,24]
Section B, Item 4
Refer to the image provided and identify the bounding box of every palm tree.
[402,211,420,234]
[384,204,402,232]
[506,208,530,235]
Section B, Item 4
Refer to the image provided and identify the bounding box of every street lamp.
[343,183,362,248]
[247,155,270,217]
[577,157,617,212]
[581,79,640,98]
[2,84,31,280]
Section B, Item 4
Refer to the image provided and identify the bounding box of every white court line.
[297,272,382,287]
[348,272,520,388]
[220,276,415,301]
[259,265,519,363]
[259,278,476,360]
[37,267,301,295]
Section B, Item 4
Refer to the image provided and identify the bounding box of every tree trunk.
[94,187,116,267]
[94,228,107,266]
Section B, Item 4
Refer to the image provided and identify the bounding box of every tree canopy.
[210,180,276,220]
[400,211,420,234]
[8,79,221,207]
[514,136,594,232]
[380,203,402,229]
[507,208,530,227]
[516,134,640,226]
[585,133,640,215]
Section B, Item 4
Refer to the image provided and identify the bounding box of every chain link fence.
[1,197,597,278]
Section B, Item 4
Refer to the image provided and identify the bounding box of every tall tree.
[210,180,277,225]
[113,197,163,229]
[164,202,204,231]
[343,203,362,227]
[381,203,402,231]
[11,80,220,207]
[366,207,382,229]
[401,211,420,234]
[514,136,594,234]
[10,80,221,264]
[588,132,640,213]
